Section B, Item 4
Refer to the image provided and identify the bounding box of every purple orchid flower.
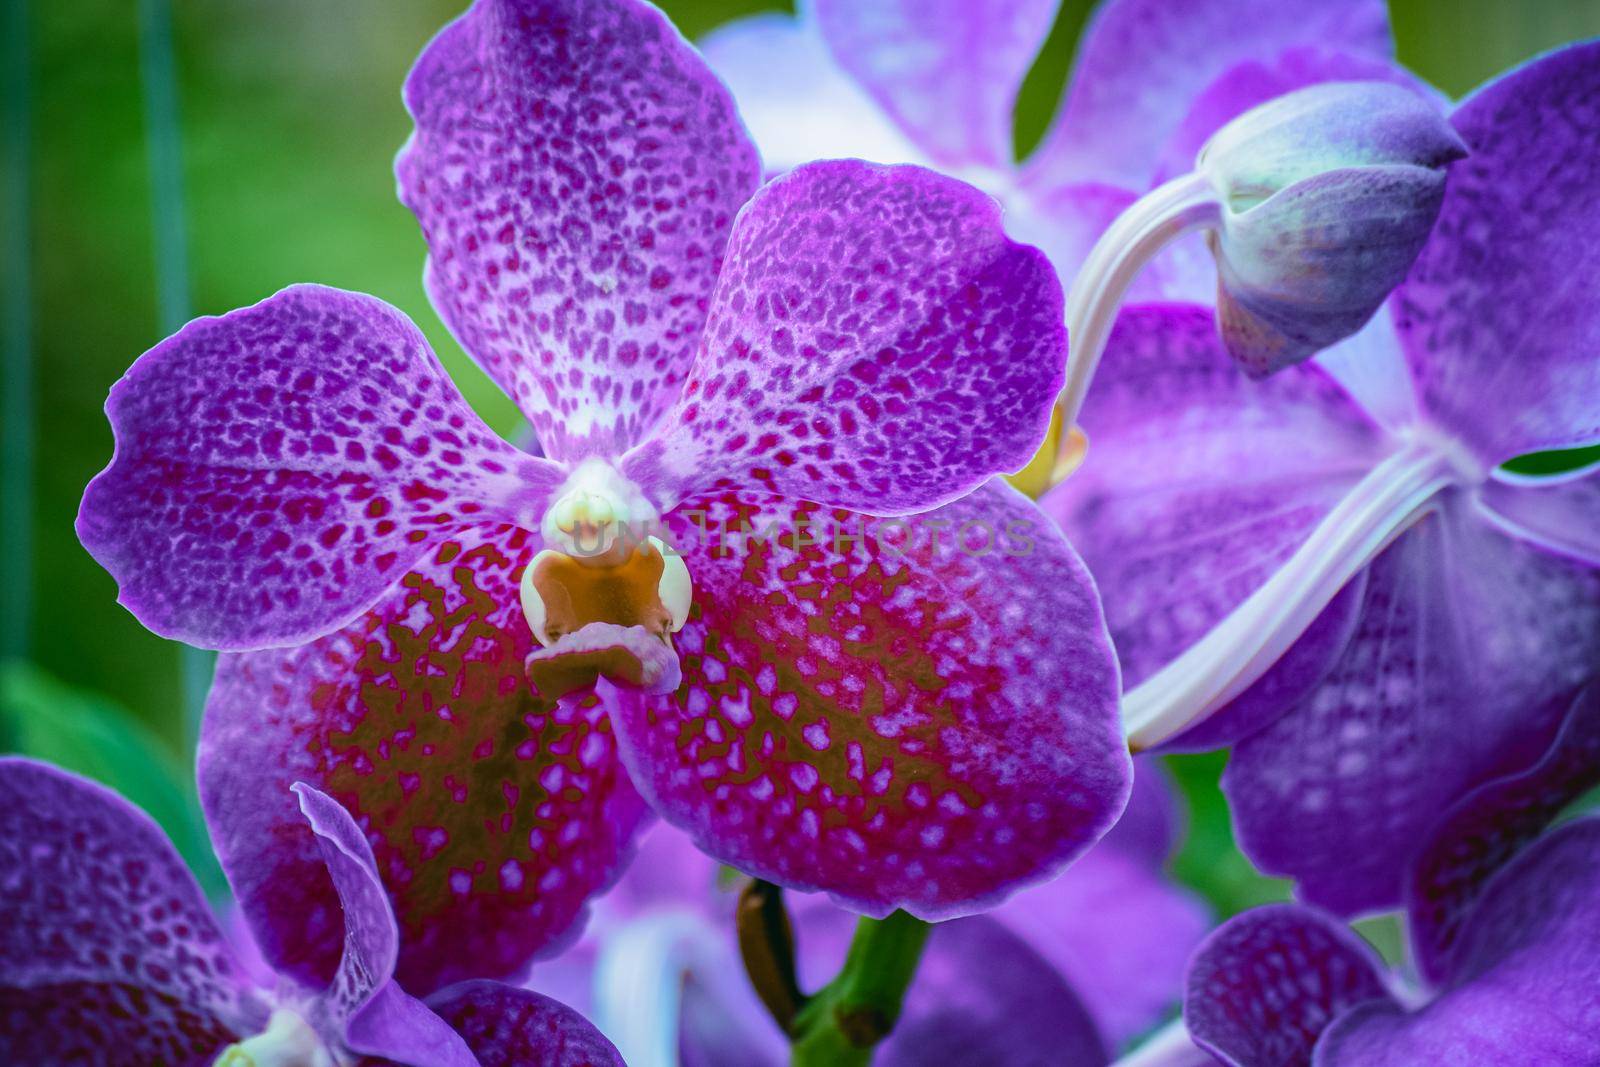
[1042,41,1600,916]
[1185,688,1600,1064]
[0,757,620,1066]
[76,0,1128,997]
[526,761,1210,1066]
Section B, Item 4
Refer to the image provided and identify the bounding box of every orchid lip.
[520,535,691,649]
[212,1007,333,1067]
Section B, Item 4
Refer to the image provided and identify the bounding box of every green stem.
[788,911,931,1067]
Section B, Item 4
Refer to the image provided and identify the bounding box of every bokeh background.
[5,0,1599,923]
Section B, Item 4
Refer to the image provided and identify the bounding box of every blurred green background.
[4,0,1599,922]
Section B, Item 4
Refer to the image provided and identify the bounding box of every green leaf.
[0,660,226,898]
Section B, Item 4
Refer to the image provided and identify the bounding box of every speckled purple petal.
[0,758,262,1065]
[621,161,1067,516]
[1318,819,1600,1067]
[1184,904,1392,1067]
[1394,42,1600,466]
[397,0,762,462]
[1407,683,1600,986]
[1225,505,1600,915]
[605,479,1127,918]
[198,526,649,996]
[1039,302,1386,689]
[989,760,1211,1047]
[810,0,1059,171]
[428,981,625,1067]
[1479,465,1600,569]
[1023,0,1391,189]
[77,284,554,651]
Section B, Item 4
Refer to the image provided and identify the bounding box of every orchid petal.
[1479,464,1600,569]
[198,527,649,996]
[1183,904,1393,1067]
[1224,506,1600,915]
[605,480,1127,918]
[1039,303,1386,689]
[623,161,1067,517]
[699,11,926,174]
[1406,683,1600,986]
[1394,41,1600,465]
[809,0,1059,172]
[1023,0,1391,190]
[0,758,262,1064]
[76,284,554,651]
[427,981,625,1067]
[397,0,762,462]
[1319,820,1600,1067]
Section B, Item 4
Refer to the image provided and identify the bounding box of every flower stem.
[1107,1018,1209,1067]
[788,911,931,1067]
[737,880,807,1032]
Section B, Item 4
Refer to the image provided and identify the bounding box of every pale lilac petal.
[198,527,649,996]
[1394,42,1600,465]
[1039,303,1386,688]
[397,0,762,462]
[345,983,479,1067]
[1024,0,1391,189]
[1184,904,1393,1067]
[1098,756,1183,868]
[1319,820,1600,1067]
[77,284,554,651]
[810,0,1059,171]
[1406,683,1600,986]
[698,12,926,174]
[0,758,262,1064]
[1478,464,1600,569]
[428,981,625,1067]
[606,480,1127,917]
[622,161,1067,516]
[1225,505,1600,915]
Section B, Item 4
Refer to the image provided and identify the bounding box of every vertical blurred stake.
[138,0,212,738]
[3,0,35,669]
[737,878,809,1032]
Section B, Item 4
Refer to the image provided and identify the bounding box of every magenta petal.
[1225,508,1600,915]
[810,0,1059,171]
[427,981,625,1067]
[1319,820,1600,1067]
[605,480,1127,917]
[1395,42,1600,465]
[0,758,262,1064]
[1479,466,1600,569]
[1183,903,1393,1067]
[1406,683,1600,986]
[198,527,649,996]
[396,0,761,462]
[1024,0,1391,189]
[1039,303,1385,688]
[622,161,1067,516]
[77,284,555,651]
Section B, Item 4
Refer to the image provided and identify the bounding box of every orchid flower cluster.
[6,0,1599,1063]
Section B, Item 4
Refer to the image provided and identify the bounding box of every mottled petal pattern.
[1024,0,1391,188]
[0,759,261,1065]
[1039,303,1385,688]
[428,981,626,1067]
[1406,683,1600,985]
[1394,42,1600,465]
[606,480,1127,917]
[1225,506,1600,915]
[198,527,649,995]
[1319,820,1600,1067]
[623,161,1067,516]
[77,285,552,651]
[397,0,762,461]
[810,0,1059,171]
[1184,904,1392,1067]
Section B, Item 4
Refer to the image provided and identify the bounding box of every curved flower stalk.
[526,761,1209,1066]
[0,757,620,1067]
[1043,42,1600,914]
[1185,690,1600,1064]
[77,0,1128,995]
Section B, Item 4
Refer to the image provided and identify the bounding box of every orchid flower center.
[212,1008,333,1067]
[522,458,691,648]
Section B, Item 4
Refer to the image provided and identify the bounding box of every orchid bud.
[1198,81,1467,377]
